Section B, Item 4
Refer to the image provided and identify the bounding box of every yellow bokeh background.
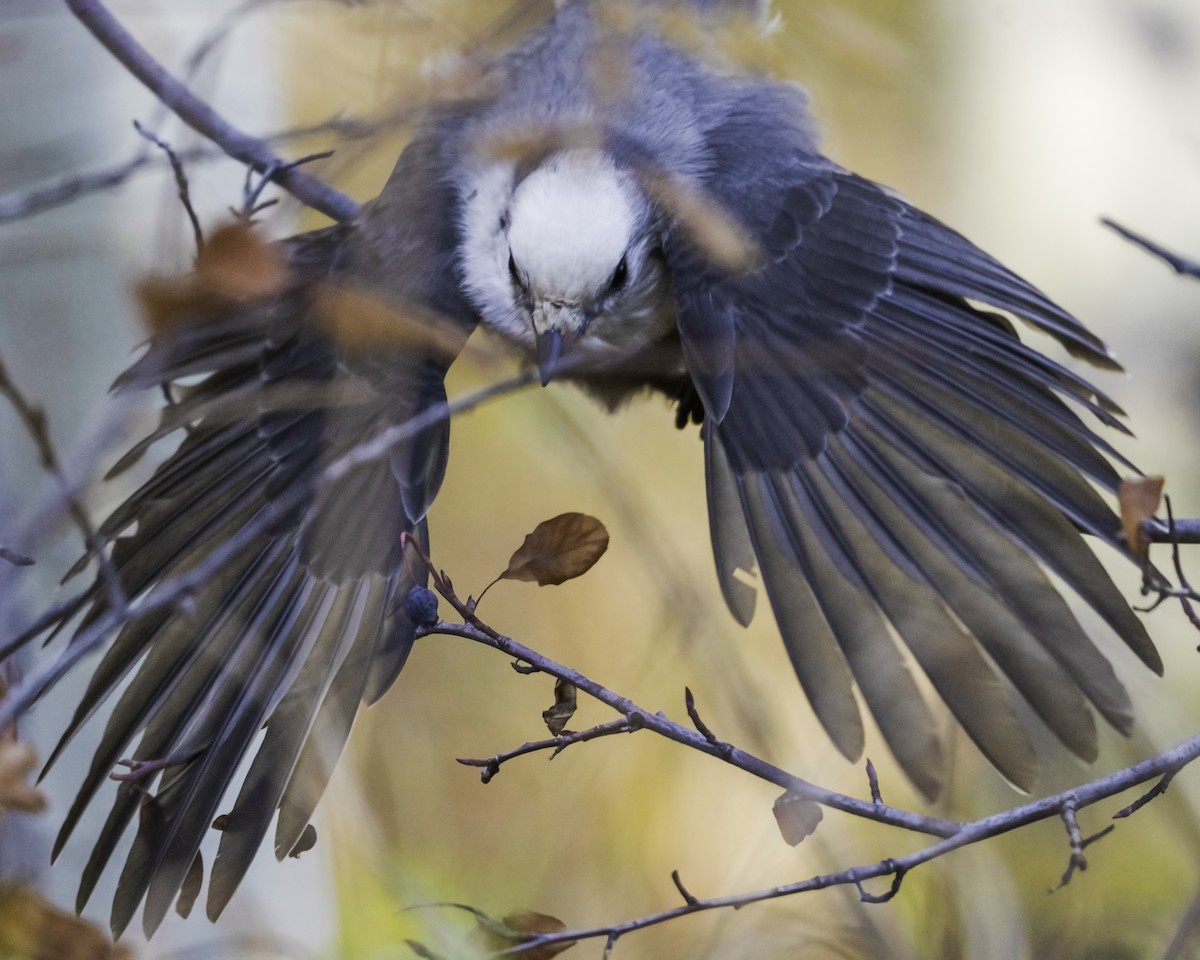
[3,1,1200,957]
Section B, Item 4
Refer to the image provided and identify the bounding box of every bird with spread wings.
[1,0,1160,937]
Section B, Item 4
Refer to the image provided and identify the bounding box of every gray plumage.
[7,0,1160,937]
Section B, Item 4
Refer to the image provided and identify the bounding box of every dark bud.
[405,585,440,627]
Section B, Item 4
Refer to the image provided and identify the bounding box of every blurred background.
[2,0,1200,957]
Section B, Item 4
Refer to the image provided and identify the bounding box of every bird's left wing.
[4,116,475,937]
[666,91,1159,798]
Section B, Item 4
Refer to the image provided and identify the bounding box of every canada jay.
[6,0,1161,937]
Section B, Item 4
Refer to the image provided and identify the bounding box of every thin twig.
[133,120,204,251]
[402,594,1200,955]
[866,759,883,806]
[239,151,335,220]
[1103,218,1200,280]
[456,718,634,784]
[64,0,360,222]
[683,686,730,756]
[470,725,1200,956]
[423,620,962,840]
[0,358,126,615]
[854,862,905,904]
[1052,795,1087,891]
[1113,768,1177,819]
[0,116,381,225]
[670,870,698,906]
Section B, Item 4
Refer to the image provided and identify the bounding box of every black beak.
[535,329,565,386]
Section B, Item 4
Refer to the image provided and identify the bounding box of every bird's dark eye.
[508,251,523,288]
[608,255,628,293]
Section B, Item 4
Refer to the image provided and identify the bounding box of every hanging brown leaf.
[1118,476,1164,564]
[474,908,575,960]
[195,222,288,302]
[500,513,609,586]
[640,169,758,274]
[175,852,204,919]
[135,222,289,335]
[542,678,578,736]
[0,885,132,960]
[772,791,823,846]
[134,274,222,336]
[0,742,47,815]
[313,282,471,361]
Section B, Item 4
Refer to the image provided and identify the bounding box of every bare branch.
[423,619,961,840]
[456,718,634,784]
[1103,218,1200,280]
[1144,517,1200,546]
[0,357,126,615]
[0,116,382,225]
[133,120,204,252]
[866,758,883,806]
[469,726,1200,956]
[64,0,360,222]
[399,589,1200,954]
[670,871,698,906]
[1052,795,1087,891]
[1113,768,1177,819]
[683,686,730,756]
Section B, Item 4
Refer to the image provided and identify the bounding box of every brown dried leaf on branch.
[542,678,578,736]
[474,909,575,960]
[312,283,469,361]
[195,221,289,299]
[1118,475,1165,564]
[772,791,823,846]
[0,886,132,960]
[136,222,288,335]
[0,742,47,816]
[500,513,609,587]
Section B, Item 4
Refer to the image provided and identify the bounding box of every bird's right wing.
[665,83,1159,799]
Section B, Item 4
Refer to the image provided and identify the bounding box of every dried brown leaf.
[641,171,758,273]
[0,885,131,960]
[475,909,575,960]
[0,743,47,815]
[501,513,609,587]
[134,274,222,337]
[195,222,288,301]
[772,791,823,846]
[312,283,468,360]
[542,678,578,736]
[135,222,289,336]
[175,851,203,919]
[1118,475,1164,564]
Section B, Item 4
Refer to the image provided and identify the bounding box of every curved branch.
[424,618,961,839]
[416,590,1200,955]
[64,0,361,223]
[475,722,1200,955]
